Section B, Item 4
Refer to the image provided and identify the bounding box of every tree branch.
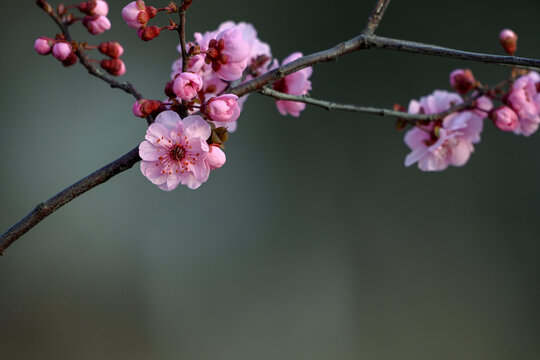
[362,0,391,35]
[259,87,482,121]
[0,147,141,255]
[230,34,540,98]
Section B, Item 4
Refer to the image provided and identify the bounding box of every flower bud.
[36,0,53,13]
[98,41,124,58]
[122,1,149,29]
[449,69,476,94]
[206,145,226,170]
[133,99,161,117]
[202,94,240,123]
[82,15,111,35]
[52,42,72,61]
[78,0,109,16]
[499,29,518,55]
[137,26,161,41]
[164,80,176,99]
[173,72,203,100]
[34,36,54,55]
[62,53,78,67]
[491,106,518,131]
[100,58,126,76]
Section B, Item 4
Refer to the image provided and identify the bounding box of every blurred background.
[1,1,539,359]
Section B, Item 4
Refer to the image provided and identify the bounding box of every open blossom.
[201,27,250,81]
[83,15,111,35]
[404,90,483,171]
[203,94,240,123]
[272,52,313,117]
[139,111,212,190]
[506,71,540,136]
[173,72,203,100]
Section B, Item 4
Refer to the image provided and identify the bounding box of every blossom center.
[169,144,186,161]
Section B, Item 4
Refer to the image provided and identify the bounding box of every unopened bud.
[78,0,109,16]
[137,26,161,41]
[52,42,73,61]
[34,36,54,55]
[62,53,79,67]
[449,69,476,94]
[100,58,126,76]
[36,0,53,13]
[82,15,111,35]
[146,6,157,19]
[164,80,176,99]
[499,29,518,56]
[491,106,518,131]
[98,41,124,58]
[132,99,161,117]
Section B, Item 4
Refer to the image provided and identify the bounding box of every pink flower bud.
[34,36,54,55]
[83,15,111,35]
[78,0,109,16]
[100,58,126,76]
[499,29,518,55]
[98,41,124,58]
[449,69,475,94]
[203,94,241,123]
[52,42,72,61]
[173,72,203,100]
[206,145,226,170]
[62,53,78,67]
[137,25,161,41]
[491,106,519,131]
[122,1,149,29]
[133,99,161,117]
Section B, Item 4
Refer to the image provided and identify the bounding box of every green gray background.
[1,1,539,359]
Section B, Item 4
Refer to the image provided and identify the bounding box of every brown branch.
[176,3,190,117]
[0,147,141,255]
[259,87,482,121]
[230,35,540,98]
[362,0,392,35]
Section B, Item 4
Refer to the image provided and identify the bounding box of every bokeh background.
[1,1,539,359]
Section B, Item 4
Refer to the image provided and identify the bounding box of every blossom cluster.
[401,29,540,171]
[125,5,313,190]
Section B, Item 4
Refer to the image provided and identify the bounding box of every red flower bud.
[98,41,124,58]
[449,69,476,94]
[499,29,518,56]
[164,80,176,99]
[137,26,161,41]
[62,53,78,67]
[100,58,126,76]
[133,99,162,118]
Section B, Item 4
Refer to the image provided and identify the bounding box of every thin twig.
[362,0,392,35]
[259,87,482,121]
[176,3,190,117]
[0,147,141,255]
[230,34,540,98]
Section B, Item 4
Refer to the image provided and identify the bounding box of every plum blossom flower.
[272,52,313,117]
[201,27,250,81]
[83,15,111,35]
[139,111,212,190]
[122,1,152,29]
[202,94,240,124]
[506,71,540,136]
[404,90,483,171]
[173,72,203,101]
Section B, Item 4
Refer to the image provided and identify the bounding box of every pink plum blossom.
[203,94,240,123]
[506,71,540,136]
[83,15,111,35]
[173,72,203,101]
[34,37,54,55]
[404,90,483,171]
[52,42,72,61]
[491,106,518,131]
[272,52,313,117]
[203,27,250,81]
[207,145,226,170]
[122,1,149,29]
[139,111,212,190]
